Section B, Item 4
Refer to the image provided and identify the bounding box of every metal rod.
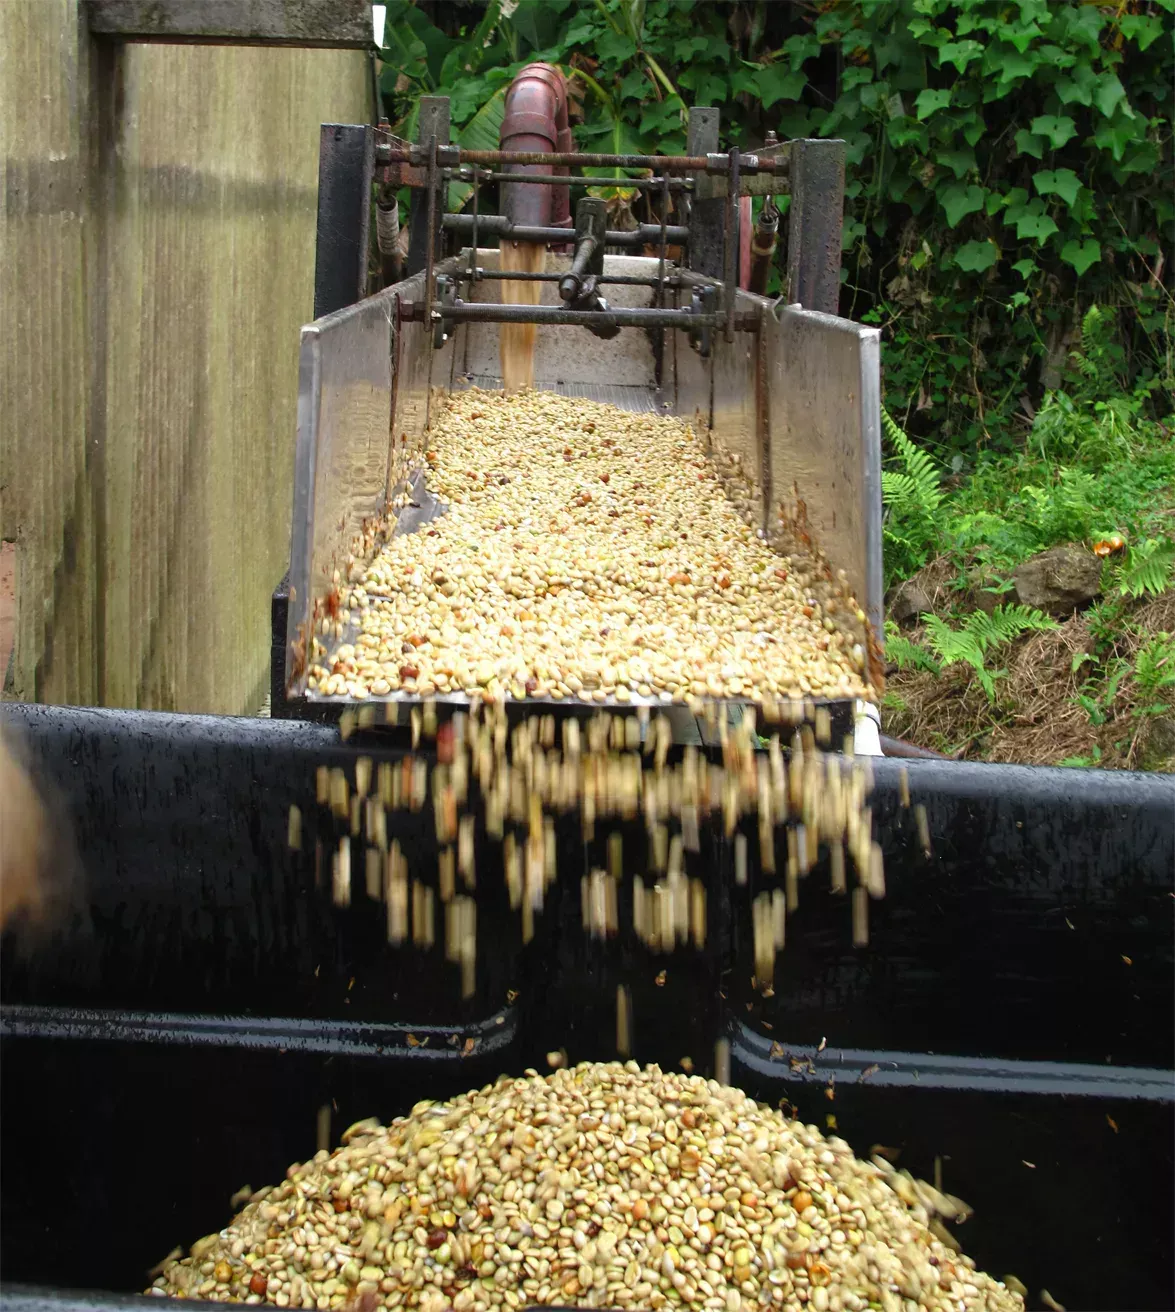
[469,164,479,292]
[655,168,669,369]
[427,301,758,330]
[424,135,438,336]
[452,169,692,191]
[381,145,786,175]
[725,145,739,343]
[467,269,686,288]
[443,214,688,247]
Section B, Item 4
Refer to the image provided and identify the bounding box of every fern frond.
[1118,539,1175,599]
[917,605,1056,702]
[1134,633,1175,695]
[884,622,942,675]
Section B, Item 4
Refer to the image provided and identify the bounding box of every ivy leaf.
[755,64,807,109]
[935,147,977,179]
[673,35,710,60]
[1093,73,1129,120]
[1014,210,1059,242]
[782,32,821,64]
[937,40,983,72]
[984,47,1036,92]
[1033,168,1081,207]
[1120,141,1161,175]
[999,20,1043,53]
[1030,115,1077,149]
[887,118,929,149]
[595,28,637,64]
[939,182,985,227]
[1094,110,1143,161]
[1014,129,1044,159]
[1012,258,1037,279]
[1060,238,1101,275]
[954,239,998,272]
[1120,13,1164,49]
[960,111,986,147]
[1056,63,1099,106]
[915,88,952,120]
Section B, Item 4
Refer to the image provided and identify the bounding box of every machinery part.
[376,190,402,288]
[443,213,688,248]
[746,196,779,296]
[453,169,693,192]
[737,195,752,289]
[470,269,688,289]
[377,143,790,176]
[500,63,573,235]
[425,301,749,331]
[688,285,717,358]
[312,123,375,318]
[879,733,949,760]
[764,301,884,641]
[558,198,607,302]
[433,275,456,349]
[556,199,617,337]
[787,138,845,315]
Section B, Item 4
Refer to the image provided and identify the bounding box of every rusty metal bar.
[452,170,692,191]
[443,214,688,247]
[417,302,759,331]
[466,270,686,288]
[378,145,787,175]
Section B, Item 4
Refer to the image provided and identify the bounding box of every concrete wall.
[0,0,369,713]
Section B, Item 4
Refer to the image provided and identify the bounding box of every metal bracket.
[433,275,456,349]
[689,285,718,358]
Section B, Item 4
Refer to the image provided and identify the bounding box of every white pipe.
[853,700,882,757]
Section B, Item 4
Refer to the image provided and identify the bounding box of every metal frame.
[312,124,375,319]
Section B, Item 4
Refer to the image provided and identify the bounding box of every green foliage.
[378,2,1173,449]
[917,604,1058,700]
[876,309,1175,585]
[883,619,942,675]
[880,407,944,586]
[1134,632,1175,698]
[1117,538,1175,598]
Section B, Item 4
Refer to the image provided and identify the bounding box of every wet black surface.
[0,704,1172,1310]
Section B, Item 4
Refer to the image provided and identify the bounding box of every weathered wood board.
[0,0,368,713]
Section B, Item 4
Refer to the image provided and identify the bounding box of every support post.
[313,123,375,318]
[407,96,450,277]
[786,138,845,315]
[686,107,723,280]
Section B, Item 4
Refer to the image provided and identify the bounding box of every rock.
[1142,715,1175,767]
[962,566,1005,616]
[887,577,935,625]
[1013,545,1102,617]
[886,558,955,625]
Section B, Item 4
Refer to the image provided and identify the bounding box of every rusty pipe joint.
[500,63,573,236]
[746,197,780,296]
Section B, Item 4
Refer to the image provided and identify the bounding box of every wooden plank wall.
[0,0,368,714]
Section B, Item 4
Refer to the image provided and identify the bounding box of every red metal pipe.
[500,63,573,236]
[738,196,752,289]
